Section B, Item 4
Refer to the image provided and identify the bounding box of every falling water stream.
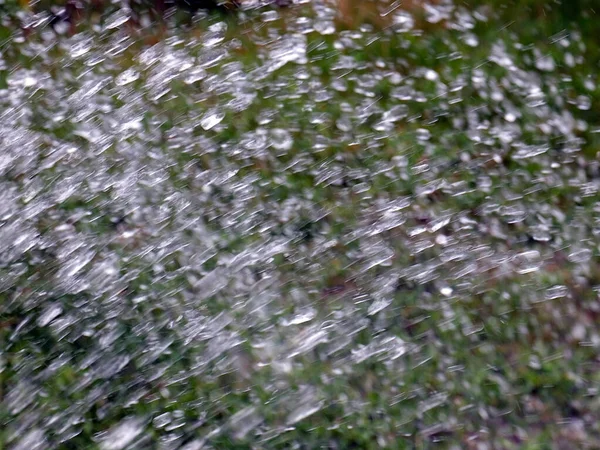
[1,0,599,448]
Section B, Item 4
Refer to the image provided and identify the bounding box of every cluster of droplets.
[1,0,600,448]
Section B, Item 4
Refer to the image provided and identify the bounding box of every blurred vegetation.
[0,0,599,449]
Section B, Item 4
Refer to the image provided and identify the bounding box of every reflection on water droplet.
[270,128,294,151]
[568,248,592,264]
[185,66,207,84]
[425,70,438,81]
[98,418,145,450]
[115,69,139,86]
[13,429,46,450]
[23,76,37,88]
[440,286,453,297]
[71,38,93,58]
[200,111,225,131]
[314,20,335,35]
[513,250,541,274]
[229,406,263,440]
[545,285,568,300]
[104,10,130,30]
[416,128,431,141]
[262,10,279,22]
[512,144,548,160]
[535,52,555,71]
[152,412,172,429]
[204,22,227,47]
[576,95,591,110]
[383,104,408,122]
[286,387,323,425]
[268,34,308,73]
[282,307,317,326]
[37,304,63,327]
[367,297,392,315]
[529,225,551,242]
[464,33,479,47]
[500,205,527,224]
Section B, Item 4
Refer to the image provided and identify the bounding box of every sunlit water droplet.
[286,387,323,425]
[545,285,569,300]
[71,38,93,58]
[204,22,227,47]
[367,297,392,315]
[104,10,130,30]
[568,248,592,264]
[98,418,145,450]
[115,69,139,86]
[576,95,591,110]
[228,406,263,440]
[270,128,293,152]
[314,20,335,35]
[13,429,46,450]
[37,304,63,327]
[200,111,225,130]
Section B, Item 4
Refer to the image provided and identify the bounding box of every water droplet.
[535,53,555,72]
[282,307,316,326]
[576,95,591,110]
[568,248,592,264]
[104,10,130,30]
[115,69,139,86]
[228,406,263,439]
[416,128,431,141]
[314,20,335,35]
[70,38,93,58]
[424,70,438,81]
[13,429,46,450]
[152,412,172,429]
[262,10,279,22]
[200,111,225,131]
[37,304,63,327]
[268,34,307,73]
[270,128,293,152]
[98,418,145,450]
[204,22,227,47]
[367,297,392,315]
[545,285,568,300]
[383,104,408,122]
[464,33,479,47]
[440,286,453,297]
[512,144,548,160]
[286,387,323,425]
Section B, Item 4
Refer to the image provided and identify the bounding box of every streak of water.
[0,0,599,448]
